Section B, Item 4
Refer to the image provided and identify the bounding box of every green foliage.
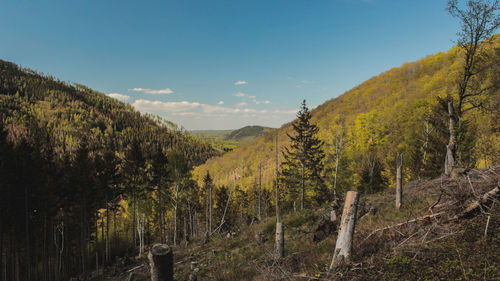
[195,35,500,209]
[0,59,218,280]
[280,100,327,208]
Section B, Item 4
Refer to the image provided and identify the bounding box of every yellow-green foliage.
[194,35,500,200]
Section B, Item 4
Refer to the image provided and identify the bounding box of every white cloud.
[252,99,271,105]
[131,99,296,130]
[218,101,224,105]
[234,80,248,85]
[248,95,256,99]
[107,93,130,101]
[234,92,246,97]
[129,87,174,94]
[132,99,200,112]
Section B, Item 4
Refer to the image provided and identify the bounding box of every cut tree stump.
[148,244,174,281]
[330,191,360,270]
[275,222,284,258]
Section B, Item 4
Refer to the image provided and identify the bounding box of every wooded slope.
[193,35,500,198]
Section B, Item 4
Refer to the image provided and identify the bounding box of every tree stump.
[148,244,174,281]
[275,222,284,258]
[330,191,360,270]
[396,153,403,209]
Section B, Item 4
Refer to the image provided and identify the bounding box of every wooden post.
[329,191,359,270]
[148,244,174,281]
[396,153,403,209]
[275,222,284,258]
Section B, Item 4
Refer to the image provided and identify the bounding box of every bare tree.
[333,124,345,198]
[444,0,500,175]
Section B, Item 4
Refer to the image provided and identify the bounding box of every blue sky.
[1,0,460,130]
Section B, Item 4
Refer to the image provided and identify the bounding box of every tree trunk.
[258,163,262,220]
[24,184,31,281]
[330,191,360,270]
[0,215,3,281]
[396,153,403,209]
[209,184,212,234]
[106,205,110,264]
[445,101,457,176]
[275,133,280,222]
[148,244,174,281]
[275,222,284,258]
[188,202,193,238]
[133,191,137,248]
[301,163,305,210]
[184,216,189,246]
[174,182,179,246]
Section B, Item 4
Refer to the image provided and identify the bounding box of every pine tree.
[280,100,326,209]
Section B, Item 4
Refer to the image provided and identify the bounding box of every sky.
[0,0,461,130]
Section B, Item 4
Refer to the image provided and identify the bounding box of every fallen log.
[363,212,445,241]
[451,186,499,221]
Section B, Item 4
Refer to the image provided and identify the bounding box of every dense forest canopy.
[0,59,218,281]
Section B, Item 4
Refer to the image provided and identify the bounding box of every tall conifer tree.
[280,100,326,209]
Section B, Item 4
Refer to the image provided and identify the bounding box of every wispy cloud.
[132,100,200,112]
[128,87,174,95]
[234,80,248,86]
[107,93,130,101]
[132,99,293,118]
[217,101,224,105]
[234,92,246,97]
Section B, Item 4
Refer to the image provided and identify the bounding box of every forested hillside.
[0,60,218,281]
[225,126,275,142]
[193,35,500,211]
[192,125,275,153]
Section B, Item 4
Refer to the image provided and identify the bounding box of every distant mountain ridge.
[191,125,275,152]
[225,125,275,142]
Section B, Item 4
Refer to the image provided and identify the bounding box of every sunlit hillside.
[193,35,500,198]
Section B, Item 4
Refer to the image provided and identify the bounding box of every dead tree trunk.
[174,182,179,246]
[209,184,213,234]
[330,191,360,270]
[148,244,173,281]
[445,101,457,176]
[258,163,262,220]
[275,222,284,258]
[274,132,284,258]
[396,153,403,209]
